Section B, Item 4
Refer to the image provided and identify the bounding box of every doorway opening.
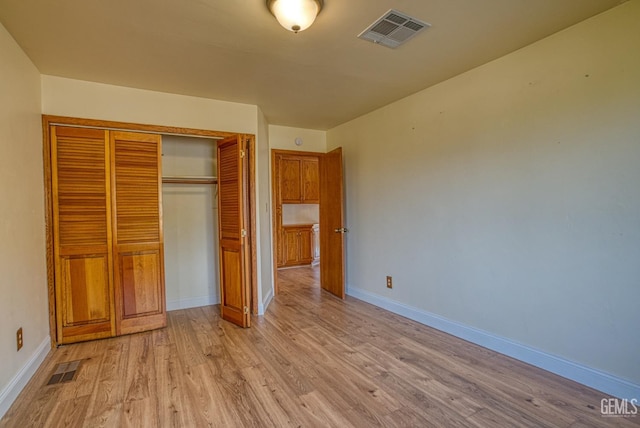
[271,149,321,294]
[271,148,345,299]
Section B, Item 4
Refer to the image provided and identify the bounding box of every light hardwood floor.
[1,266,637,427]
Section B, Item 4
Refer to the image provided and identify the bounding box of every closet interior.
[161,135,219,311]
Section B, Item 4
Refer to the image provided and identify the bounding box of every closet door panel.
[111,131,166,335]
[57,254,113,343]
[112,134,161,244]
[61,255,111,325]
[54,127,110,247]
[115,246,164,334]
[51,126,115,344]
[119,248,162,317]
[221,248,243,310]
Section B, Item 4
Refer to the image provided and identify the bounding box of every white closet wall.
[162,135,219,310]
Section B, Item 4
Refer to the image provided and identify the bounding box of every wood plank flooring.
[1,266,637,427]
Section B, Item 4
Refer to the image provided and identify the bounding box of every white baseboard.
[166,295,218,311]
[346,285,640,400]
[259,288,274,315]
[0,336,51,419]
[167,290,273,315]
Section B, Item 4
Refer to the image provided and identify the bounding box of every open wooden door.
[217,135,251,327]
[320,147,346,299]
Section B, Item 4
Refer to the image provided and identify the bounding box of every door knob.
[334,228,349,233]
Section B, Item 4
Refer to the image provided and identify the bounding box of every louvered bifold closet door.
[111,131,166,335]
[217,135,251,328]
[51,126,115,344]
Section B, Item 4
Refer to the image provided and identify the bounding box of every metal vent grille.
[358,9,431,49]
[46,360,82,385]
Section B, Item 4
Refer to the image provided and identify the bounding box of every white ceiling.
[0,0,624,130]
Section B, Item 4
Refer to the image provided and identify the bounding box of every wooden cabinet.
[282,224,314,267]
[279,155,319,204]
[50,126,166,344]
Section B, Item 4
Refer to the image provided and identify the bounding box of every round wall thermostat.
[294,137,303,146]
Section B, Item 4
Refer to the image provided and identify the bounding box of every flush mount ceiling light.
[266,0,324,33]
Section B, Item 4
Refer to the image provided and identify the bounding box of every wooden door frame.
[270,148,322,294]
[43,115,258,346]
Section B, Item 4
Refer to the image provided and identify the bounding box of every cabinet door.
[301,158,320,203]
[111,131,166,335]
[298,228,313,264]
[51,126,115,344]
[280,156,302,203]
[282,226,314,266]
[284,228,301,265]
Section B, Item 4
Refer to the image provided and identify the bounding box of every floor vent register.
[47,360,82,385]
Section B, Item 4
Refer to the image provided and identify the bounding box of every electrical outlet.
[386,276,393,289]
[17,327,23,351]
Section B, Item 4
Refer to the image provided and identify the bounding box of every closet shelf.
[162,175,218,184]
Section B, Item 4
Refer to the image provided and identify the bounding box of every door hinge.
[241,229,247,237]
[240,150,245,158]
[243,306,249,314]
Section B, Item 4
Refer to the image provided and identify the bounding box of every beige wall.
[328,1,640,387]
[41,76,258,135]
[269,125,326,153]
[0,23,48,413]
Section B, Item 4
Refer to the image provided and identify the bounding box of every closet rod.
[162,175,218,185]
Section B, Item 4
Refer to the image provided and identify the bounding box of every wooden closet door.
[111,131,166,335]
[217,135,251,328]
[51,126,115,344]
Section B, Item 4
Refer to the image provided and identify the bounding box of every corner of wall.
[259,288,274,316]
[268,124,327,153]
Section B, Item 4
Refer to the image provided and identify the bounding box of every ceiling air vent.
[358,9,431,49]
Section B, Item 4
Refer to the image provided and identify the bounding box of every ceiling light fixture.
[266,0,324,33]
